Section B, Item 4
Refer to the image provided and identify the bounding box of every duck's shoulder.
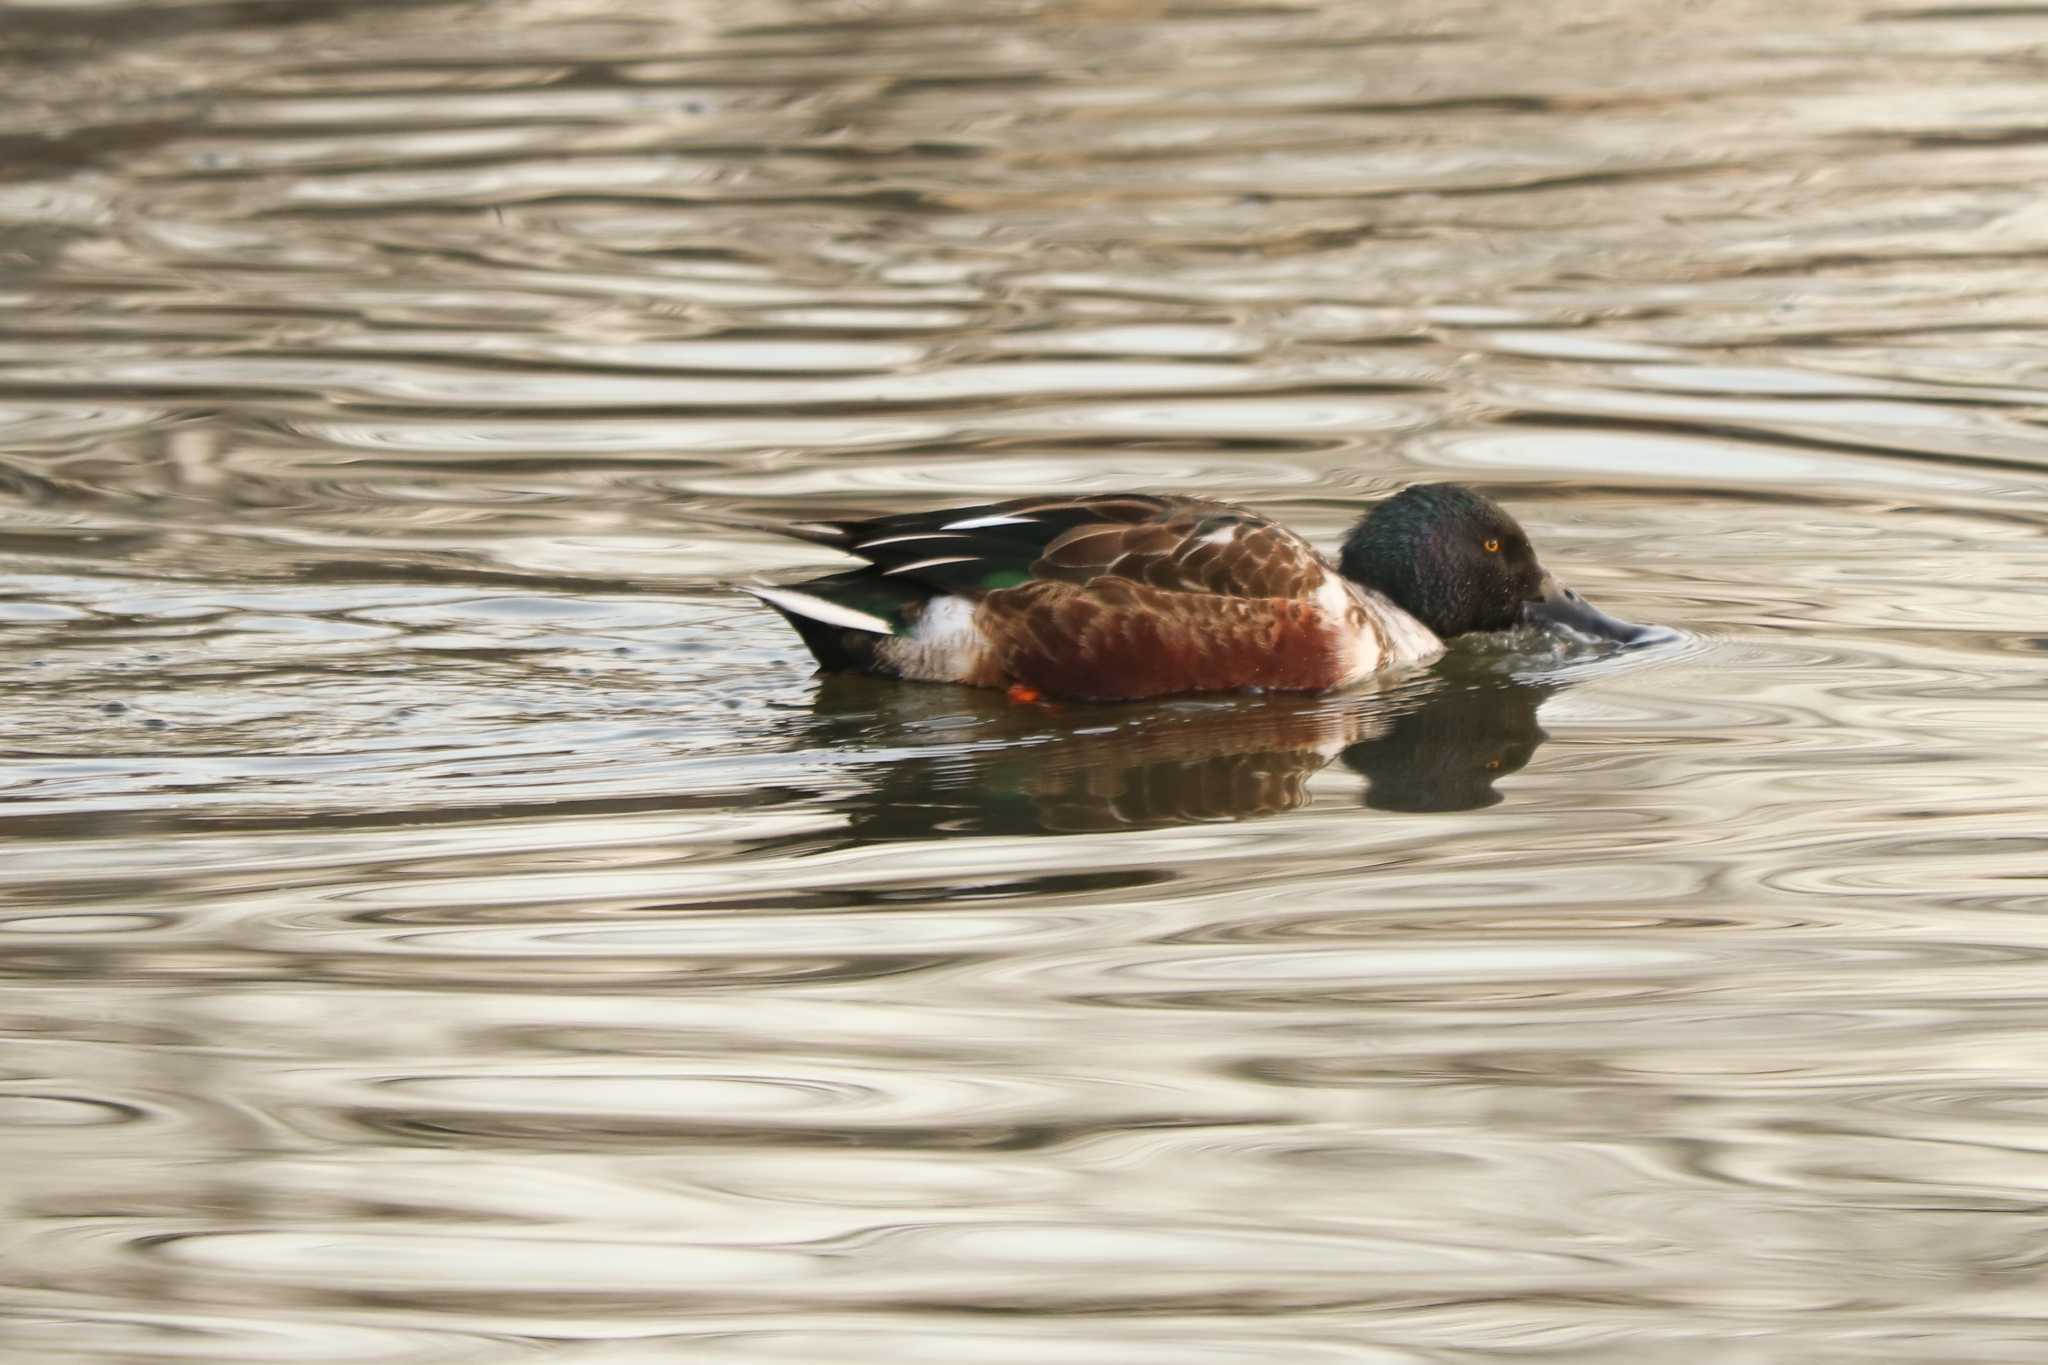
[827,493,1336,601]
[1019,495,1335,600]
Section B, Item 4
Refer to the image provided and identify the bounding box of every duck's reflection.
[793,663,1562,838]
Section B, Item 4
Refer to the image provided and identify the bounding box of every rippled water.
[5,0,2048,1359]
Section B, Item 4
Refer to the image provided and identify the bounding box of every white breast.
[879,594,990,682]
[1317,571,1442,684]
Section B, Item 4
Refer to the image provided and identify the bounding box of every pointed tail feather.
[780,520,859,548]
[688,510,855,549]
[741,585,895,636]
[741,572,935,675]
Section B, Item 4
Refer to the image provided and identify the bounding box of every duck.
[741,482,1660,702]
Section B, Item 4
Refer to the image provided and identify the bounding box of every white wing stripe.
[883,556,980,575]
[942,513,1035,530]
[856,532,964,549]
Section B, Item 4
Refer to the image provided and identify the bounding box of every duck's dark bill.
[1522,574,1664,647]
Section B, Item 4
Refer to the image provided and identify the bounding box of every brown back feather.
[1029,508,1333,601]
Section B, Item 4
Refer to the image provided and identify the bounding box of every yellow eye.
[1483,538,1501,553]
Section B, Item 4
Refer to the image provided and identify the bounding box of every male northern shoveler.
[742,482,1659,702]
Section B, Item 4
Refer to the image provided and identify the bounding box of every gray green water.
[4,1,2048,1360]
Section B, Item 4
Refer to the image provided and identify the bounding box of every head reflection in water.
[1341,677,1553,812]
[794,671,1561,837]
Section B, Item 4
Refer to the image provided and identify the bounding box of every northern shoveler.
[742,482,1660,702]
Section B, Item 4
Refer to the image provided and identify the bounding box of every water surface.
[5,1,2048,1360]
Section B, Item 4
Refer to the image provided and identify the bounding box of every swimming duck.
[743,482,1657,702]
